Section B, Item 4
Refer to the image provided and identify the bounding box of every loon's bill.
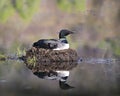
[33,29,74,50]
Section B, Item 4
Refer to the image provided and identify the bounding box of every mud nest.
[23,47,78,71]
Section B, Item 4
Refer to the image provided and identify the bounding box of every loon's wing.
[44,39,68,50]
[33,39,59,49]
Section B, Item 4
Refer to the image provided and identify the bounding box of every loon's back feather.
[33,39,58,49]
[33,39,69,50]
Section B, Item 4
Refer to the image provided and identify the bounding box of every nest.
[25,62,78,72]
[23,47,78,71]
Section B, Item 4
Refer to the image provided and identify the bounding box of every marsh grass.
[16,47,26,57]
[0,54,6,61]
[26,56,36,67]
[0,54,5,58]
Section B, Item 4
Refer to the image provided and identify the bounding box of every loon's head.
[58,72,74,90]
[59,29,74,38]
[59,80,74,90]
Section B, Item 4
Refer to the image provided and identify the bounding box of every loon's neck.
[53,38,69,50]
[59,37,68,43]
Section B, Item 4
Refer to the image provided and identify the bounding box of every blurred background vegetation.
[0,0,120,57]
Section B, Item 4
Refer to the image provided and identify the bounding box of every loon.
[33,29,74,50]
[34,70,74,90]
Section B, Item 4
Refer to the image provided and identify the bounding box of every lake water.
[0,57,119,96]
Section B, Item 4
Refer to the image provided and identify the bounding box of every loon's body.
[34,71,69,81]
[34,70,74,90]
[33,29,73,50]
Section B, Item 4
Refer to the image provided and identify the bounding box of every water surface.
[0,57,119,96]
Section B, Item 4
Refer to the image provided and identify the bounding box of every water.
[0,56,120,96]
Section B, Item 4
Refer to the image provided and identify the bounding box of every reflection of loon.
[34,71,74,90]
[33,29,74,50]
